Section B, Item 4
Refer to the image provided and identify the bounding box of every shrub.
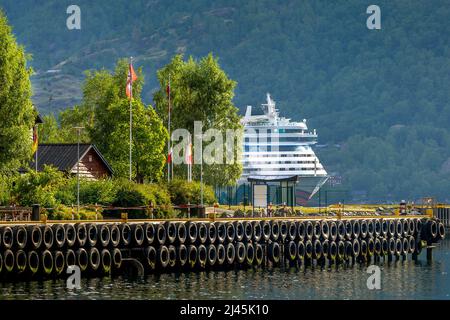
[65,178,116,205]
[168,179,216,205]
[112,179,171,208]
[12,166,67,208]
[45,205,102,220]
[0,174,13,206]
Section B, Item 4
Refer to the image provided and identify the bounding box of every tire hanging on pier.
[14,226,28,249]
[65,224,76,248]
[99,224,111,247]
[216,222,226,243]
[54,251,65,275]
[177,222,187,244]
[235,242,246,264]
[144,223,156,245]
[132,224,145,246]
[109,224,121,247]
[178,244,188,267]
[188,245,197,268]
[268,242,280,264]
[53,224,66,249]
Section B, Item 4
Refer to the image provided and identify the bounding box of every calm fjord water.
[1,238,449,300]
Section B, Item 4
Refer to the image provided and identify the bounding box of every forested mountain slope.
[1,0,449,201]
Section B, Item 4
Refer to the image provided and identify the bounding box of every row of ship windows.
[244,161,317,164]
[244,154,315,158]
[244,146,311,152]
[244,137,312,142]
[244,168,321,172]
[245,128,305,134]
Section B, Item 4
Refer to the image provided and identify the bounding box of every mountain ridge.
[1,0,450,201]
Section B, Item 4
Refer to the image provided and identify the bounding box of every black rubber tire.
[226,222,235,242]
[329,221,337,241]
[235,242,246,264]
[132,224,144,246]
[87,224,98,247]
[271,221,280,241]
[41,250,53,275]
[77,248,88,272]
[225,243,235,265]
[52,224,65,249]
[217,244,226,265]
[207,223,217,244]
[216,222,227,243]
[198,222,208,244]
[187,222,198,244]
[53,251,65,275]
[99,224,111,247]
[145,246,157,270]
[109,224,121,247]
[197,244,207,268]
[112,248,122,269]
[64,224,76,248]
[177,222,187,244]
[156,223,167,245]
[268,242,280,264]
[188,245,198,268]
[158,245,170,268]
[165,222,177,244]
[234,221,244,242]
[144,223,156,245]
[261,221,271,241]
[29,225,43,250]
[89,247,101,271]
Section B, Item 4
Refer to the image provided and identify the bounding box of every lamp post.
[73,126,84,215]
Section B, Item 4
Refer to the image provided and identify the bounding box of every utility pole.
[73,126,84,215]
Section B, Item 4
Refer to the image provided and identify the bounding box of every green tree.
[61,59,167,182]
[153,54,243,186]
[0,10,35,173]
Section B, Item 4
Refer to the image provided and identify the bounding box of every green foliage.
[11,166,66,207]
[59,59,168,181]
[38,113,77,143]
[0,10,35,173]
[60,178,117,206]
[0,174,13,205]
[112,179,171,208]
[168,178,216,205]
[154,54,243,186]
[45,206,102,220]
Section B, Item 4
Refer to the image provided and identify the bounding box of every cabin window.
[88,155,93,162]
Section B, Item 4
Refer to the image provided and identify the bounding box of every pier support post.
[31,204,40,221]
[426,247,433,261]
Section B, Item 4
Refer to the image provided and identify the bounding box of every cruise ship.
[239,94,328,205]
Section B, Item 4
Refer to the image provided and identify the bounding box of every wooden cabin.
[29,144,113,180]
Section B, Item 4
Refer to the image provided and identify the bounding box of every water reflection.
[0,239,449,300]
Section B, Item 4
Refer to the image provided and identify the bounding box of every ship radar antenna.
[265,93,276,115]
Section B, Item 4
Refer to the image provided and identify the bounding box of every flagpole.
[187,134,190,182]
[167,75,171,182]
[35,125,38,172]
[200,132,203,206]
[129,56,133,181]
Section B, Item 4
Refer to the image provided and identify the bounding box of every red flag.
[166,83,170,97]
[185,142,192,165]
[167,147,173,164]
[126,63,138,99]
